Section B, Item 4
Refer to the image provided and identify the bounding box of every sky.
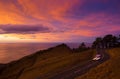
[0,0,120,43]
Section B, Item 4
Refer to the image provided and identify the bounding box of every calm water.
[0,43,80,63]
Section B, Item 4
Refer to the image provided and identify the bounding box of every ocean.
[0,43,82,64]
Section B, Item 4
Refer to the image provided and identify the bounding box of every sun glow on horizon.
[0,0,119,43]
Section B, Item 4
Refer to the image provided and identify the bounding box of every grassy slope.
[76,47,120,79]
[19,50,94,79]
[0,44,95,79]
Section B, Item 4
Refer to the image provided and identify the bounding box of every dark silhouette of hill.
[0,34,119,79]
[0,43,94,79]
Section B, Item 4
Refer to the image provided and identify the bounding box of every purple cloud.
[0,25,51,34]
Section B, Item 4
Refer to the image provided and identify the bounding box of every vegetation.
[92,34,120,48]
[0,44,94,79]
[76,47,120,79]
[73,42,90,52]
[1,34,119,79]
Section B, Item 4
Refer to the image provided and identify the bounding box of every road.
[48,49,110,79]
[0,49,109,79]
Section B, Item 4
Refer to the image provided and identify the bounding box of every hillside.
[0,44,94,79]
[76,47,120,79]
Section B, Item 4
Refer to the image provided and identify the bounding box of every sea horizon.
[0,43,91,64]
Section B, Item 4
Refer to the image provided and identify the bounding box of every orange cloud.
[18,0,80,21]
[0,0,81,24]
[0,0,119,42]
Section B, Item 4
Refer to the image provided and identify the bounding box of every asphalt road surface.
[48,49,110,79]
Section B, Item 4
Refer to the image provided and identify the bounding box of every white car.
[93,54,101,60]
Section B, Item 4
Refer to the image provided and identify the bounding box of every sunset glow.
[0,0,120,43]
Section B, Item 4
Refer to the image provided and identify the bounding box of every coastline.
[0,43,92,79]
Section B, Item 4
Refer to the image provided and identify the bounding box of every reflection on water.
[0,43,60,63]
[0,43,81,64]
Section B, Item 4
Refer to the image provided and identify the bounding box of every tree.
[92,34,120,49]
[103,34,113,48]
[79,42,86,49]
[96,37,103,48]
[118,35,120,45]
[92,40,97,48]
[112,36,118,47]
[92,37,103,48]
[73,42,89,52]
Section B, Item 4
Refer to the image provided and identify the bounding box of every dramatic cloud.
[0,0,120,42]
[0,25,51,34]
